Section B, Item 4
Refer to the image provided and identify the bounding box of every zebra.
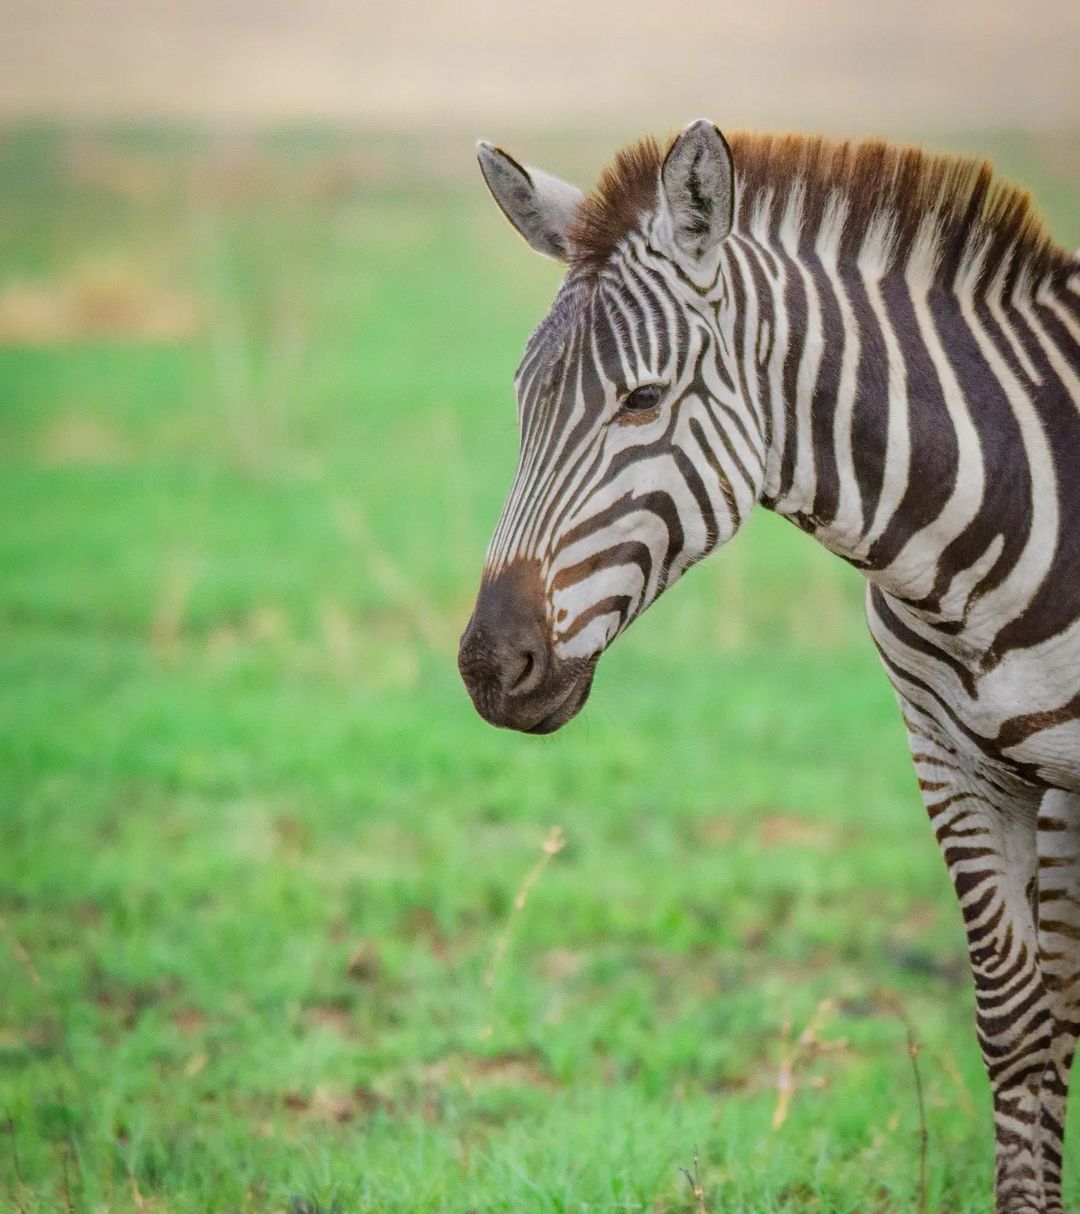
[456,120,1080,1212]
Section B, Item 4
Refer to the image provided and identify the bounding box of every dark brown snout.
[458,561,594,734]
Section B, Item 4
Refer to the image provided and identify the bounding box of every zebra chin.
[468,660,596,735]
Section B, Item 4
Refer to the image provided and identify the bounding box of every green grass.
[1,126,1078,1214]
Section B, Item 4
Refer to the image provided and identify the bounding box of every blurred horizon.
[6,0,1080,137]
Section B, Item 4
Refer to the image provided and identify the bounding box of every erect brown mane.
[569,136,666,269]
[569,130,1071,293]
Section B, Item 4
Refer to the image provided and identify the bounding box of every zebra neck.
[739,241,1072,620]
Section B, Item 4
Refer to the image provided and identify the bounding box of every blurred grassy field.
[1,126,1078,1214]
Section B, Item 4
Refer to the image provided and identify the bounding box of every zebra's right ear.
[660,120,735,262]
[476,141,584,262]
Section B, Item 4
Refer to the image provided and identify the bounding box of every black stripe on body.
[865,277,959,576]
[986,296,1080,663]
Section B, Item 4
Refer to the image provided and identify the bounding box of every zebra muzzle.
[458,560,595,734]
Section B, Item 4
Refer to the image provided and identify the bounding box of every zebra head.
[459,121,765,733]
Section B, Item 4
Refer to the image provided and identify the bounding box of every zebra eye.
[619,383,665,414]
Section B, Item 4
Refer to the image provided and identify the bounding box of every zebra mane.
[570,131,1070,295]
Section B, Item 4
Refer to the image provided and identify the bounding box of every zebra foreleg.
[905,720,1049,1213]
[1036,791,1080,1214]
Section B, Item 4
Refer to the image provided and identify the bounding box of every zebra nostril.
[507,637,546,697]
[514,650,534,691]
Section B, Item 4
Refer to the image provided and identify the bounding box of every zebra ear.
[476,141,584,262]
[660,120,735,261]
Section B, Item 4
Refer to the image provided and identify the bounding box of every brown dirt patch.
[0,267,202,344]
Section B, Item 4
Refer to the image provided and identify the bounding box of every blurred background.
[2,3,1078,1212]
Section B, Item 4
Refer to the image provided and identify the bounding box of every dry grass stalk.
[150,561,195,664]
[0,915,42,988]
[5,1114,26,1214]
[129,1169,147,1211]
[772,997,837,1131]
[480,825,566,1039]
[938,1045,976,1115]
[769,994,928,1211]
[334,502,457,654]
[59,1135,73,1214]
[679,1147,708,1214]
[886,997,929,1214]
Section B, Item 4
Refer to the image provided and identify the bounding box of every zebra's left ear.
[660,120,735,261]
[476,141,584,262]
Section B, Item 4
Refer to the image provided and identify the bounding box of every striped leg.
[905,718,1049,1213]
[1036,791,1080,1214]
